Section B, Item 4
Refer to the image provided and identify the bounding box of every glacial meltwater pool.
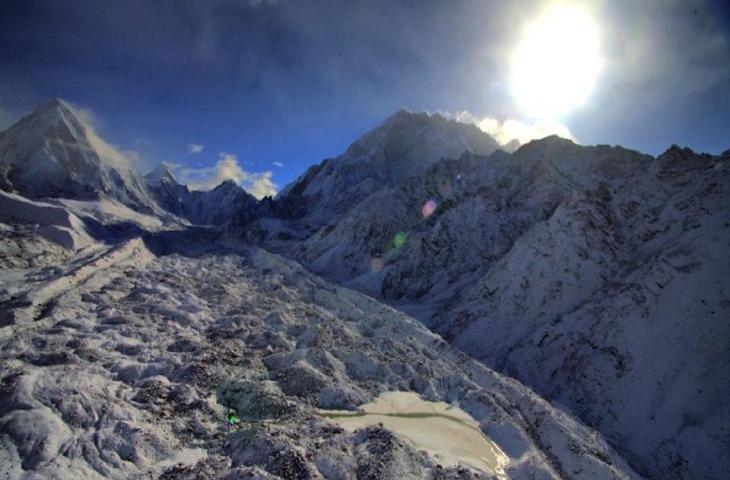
[319,391,509,475]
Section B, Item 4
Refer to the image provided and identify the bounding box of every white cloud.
[272,161,283,168]
[175,152,278,199]
[248,170,277,199]
[188,144,204,154]
[453,111,574,146]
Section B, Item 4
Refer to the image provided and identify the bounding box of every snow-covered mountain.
[0,99,156,212]
[263,116,730,480]
[275,110,500,220]
[0,97,640,476]
[256,110,502,278]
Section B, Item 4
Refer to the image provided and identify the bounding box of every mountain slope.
[435,145,730,480]
[1,100,728,479]
[258,117,730,480]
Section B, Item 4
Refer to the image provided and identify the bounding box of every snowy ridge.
[0,190,94,251]
[431,143,730,480]
[0,237,152,326]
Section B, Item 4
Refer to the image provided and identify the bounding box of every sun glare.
[510,3,602,119]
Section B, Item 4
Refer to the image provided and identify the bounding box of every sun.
[510,3,602,119]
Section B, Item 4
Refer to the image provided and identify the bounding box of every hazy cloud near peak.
[272,161,283,168]
[451,111,574,145]
[176,152,277,199]
[65,101,152,173]
[248,170,277,199]
[187,144,204,154]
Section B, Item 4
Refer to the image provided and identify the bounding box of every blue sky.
[1,0,729,194]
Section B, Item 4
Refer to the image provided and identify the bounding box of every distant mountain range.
[1,99,728,480]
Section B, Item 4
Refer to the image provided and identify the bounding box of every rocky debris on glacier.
[0,235,639,479]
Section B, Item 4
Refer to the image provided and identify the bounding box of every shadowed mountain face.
[1,100,728,480]
[263,118,730,480]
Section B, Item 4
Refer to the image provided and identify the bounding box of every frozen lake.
[319,391,509,475]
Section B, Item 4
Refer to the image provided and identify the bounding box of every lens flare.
[392,231,407,249]
[370,257,384,273]
[421,199,437,218]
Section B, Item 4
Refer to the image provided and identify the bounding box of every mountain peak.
[37,97,71,111]
[536,133,575,145]
[663,144,696,156]
[0,98,87,155]
[515,134,576,155]
[382,109,458,130]
[212,179,240,191]
[1,97,89,148]
[277,109,501,216]
[146,163,177,185]
[32,98,78,124]
[353,109,499,159]
[385,108,428,123]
